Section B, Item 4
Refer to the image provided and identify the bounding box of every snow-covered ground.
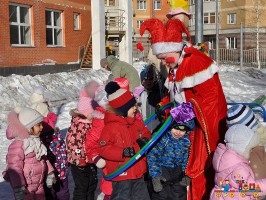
[0,63,266,199]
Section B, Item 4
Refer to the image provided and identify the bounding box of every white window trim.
[204,12,216,24]
[9,3,32,47]
[137,20,144,29]
[154,0,161,10]
[227,13,236,24]
[46,9,63,47]
[137,0,147,10]
[226,37,237,49]
[74,13,80,31]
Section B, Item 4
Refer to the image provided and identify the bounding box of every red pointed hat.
[140,19,191,55]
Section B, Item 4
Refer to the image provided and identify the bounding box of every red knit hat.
[139,19,190,55]
[114,78,130,91]
[105,82,136,117]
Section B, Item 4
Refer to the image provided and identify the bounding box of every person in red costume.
[139,18,227,200]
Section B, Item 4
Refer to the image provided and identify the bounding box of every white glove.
[14,186,26,200]
[93,155,106,168]
[46,173,56,188]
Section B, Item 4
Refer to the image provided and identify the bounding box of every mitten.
[46,173,56,188]
[155,105,165,123]
[180,175,191,186]
[93,155,106,168]
[152,176,166,192]
[136,137,149,149]
[14,186,26,200]
[122,147,135,157]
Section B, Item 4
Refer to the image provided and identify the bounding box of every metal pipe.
[215,0,219,65]
[195,0,203,43]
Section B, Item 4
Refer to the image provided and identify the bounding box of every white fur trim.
[176,62,219,90]
[152,42,183,55]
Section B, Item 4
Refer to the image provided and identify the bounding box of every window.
[226,37,237,49]
[137,0,146,10]
[189,0,195,5]
[74,13,80,30]
[154,0,161,10]
[137,20,144,29]
[9,3,31,46]
[46,10,63,46]
[204,0,215,1]
[227,13,236,24]
[204,12,216,24]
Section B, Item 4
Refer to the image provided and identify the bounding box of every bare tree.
[250,0,265,69]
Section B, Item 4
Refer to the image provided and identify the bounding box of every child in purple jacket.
[3,107,54,200]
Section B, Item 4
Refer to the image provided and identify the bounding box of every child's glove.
[122,147,135,157]
[92,155,106,168]
[180,175,191,186]
[46,173,56,188]
[14,186,26,200]
[136,137,149,149]
[155,105,165,123]
[152,176,166,192]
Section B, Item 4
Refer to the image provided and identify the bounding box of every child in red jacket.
[98,82,151,200]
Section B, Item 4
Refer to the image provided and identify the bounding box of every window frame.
[226,37,237,49]
[73,12,80,31]
[9,3,32,47]
[154,0,161,10]
[137,0,147,10]
[137,20,144,29]
[227,13,236,24]
[203,12,216,24]
[45,9,63,47]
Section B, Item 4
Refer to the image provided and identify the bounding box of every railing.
[209,48,266,67]
[105,8,125,33]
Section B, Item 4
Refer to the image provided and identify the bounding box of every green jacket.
[107,55,140,92]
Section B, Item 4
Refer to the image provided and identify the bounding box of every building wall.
[133,0,170,34]
[0,0,91,67]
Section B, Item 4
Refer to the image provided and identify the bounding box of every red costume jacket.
[164,45,227,200]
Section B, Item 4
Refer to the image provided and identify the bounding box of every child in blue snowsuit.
[147,102,196,200]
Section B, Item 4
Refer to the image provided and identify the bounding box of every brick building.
[0,0,91,67]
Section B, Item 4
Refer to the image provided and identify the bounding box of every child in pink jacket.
[85,84,112,200]
[210,124,266,200]
[2,107,54,200]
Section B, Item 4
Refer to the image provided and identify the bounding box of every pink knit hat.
[78,88,93,117]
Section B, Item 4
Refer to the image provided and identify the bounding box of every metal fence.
[209,48,266,68]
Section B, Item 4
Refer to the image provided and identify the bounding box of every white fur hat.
[225,124,260,159]
[30,103,49,117]
[30,92,45,104]
[15,107,43,130]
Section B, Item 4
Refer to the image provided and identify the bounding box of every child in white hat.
[2,107,55,200]
[210,124,266,199]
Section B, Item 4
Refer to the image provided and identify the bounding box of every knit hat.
[30,86,46,104]
[15,107,43,130]
[227,104,258,130]
[225,124,260,159]
[78,88,93,117]
[105,82,136,117]
[100,58,108,68]
[114,78,130,91]
[140,64,156,82]
[94,85,108,108]
[139,19,190,55]
[30,102,49,117]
